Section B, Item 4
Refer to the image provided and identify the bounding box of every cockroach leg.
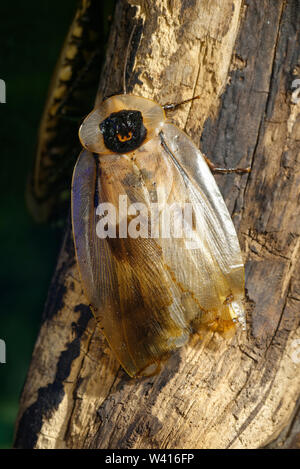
[203,155,251,174]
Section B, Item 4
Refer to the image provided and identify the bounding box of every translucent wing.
[157,123,245,332]
[72,149,191,377]
[72,125,245,377]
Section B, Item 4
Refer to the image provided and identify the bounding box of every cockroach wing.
[71,149,191,377]
[158,123,245,332]
[72,150,148,377]
[72,127,246,378]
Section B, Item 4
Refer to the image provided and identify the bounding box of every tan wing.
[156,123,245,333]
[72,149,191,377]
[71,127,245,377]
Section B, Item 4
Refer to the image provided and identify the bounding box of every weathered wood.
[14,0,300,449]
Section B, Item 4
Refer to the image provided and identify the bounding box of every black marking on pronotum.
[100,109,147,153]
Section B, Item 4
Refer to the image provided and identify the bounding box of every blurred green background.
[0,0,112,448]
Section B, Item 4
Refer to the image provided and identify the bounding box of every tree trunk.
[14,0,300,449]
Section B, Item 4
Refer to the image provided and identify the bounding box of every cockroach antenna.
[123,24,137,95]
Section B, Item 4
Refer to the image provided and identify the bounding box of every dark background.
[0,0,112,448]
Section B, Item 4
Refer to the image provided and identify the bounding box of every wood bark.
[14,0,300,449]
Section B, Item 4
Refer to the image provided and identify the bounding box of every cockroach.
[71,25,249,377]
